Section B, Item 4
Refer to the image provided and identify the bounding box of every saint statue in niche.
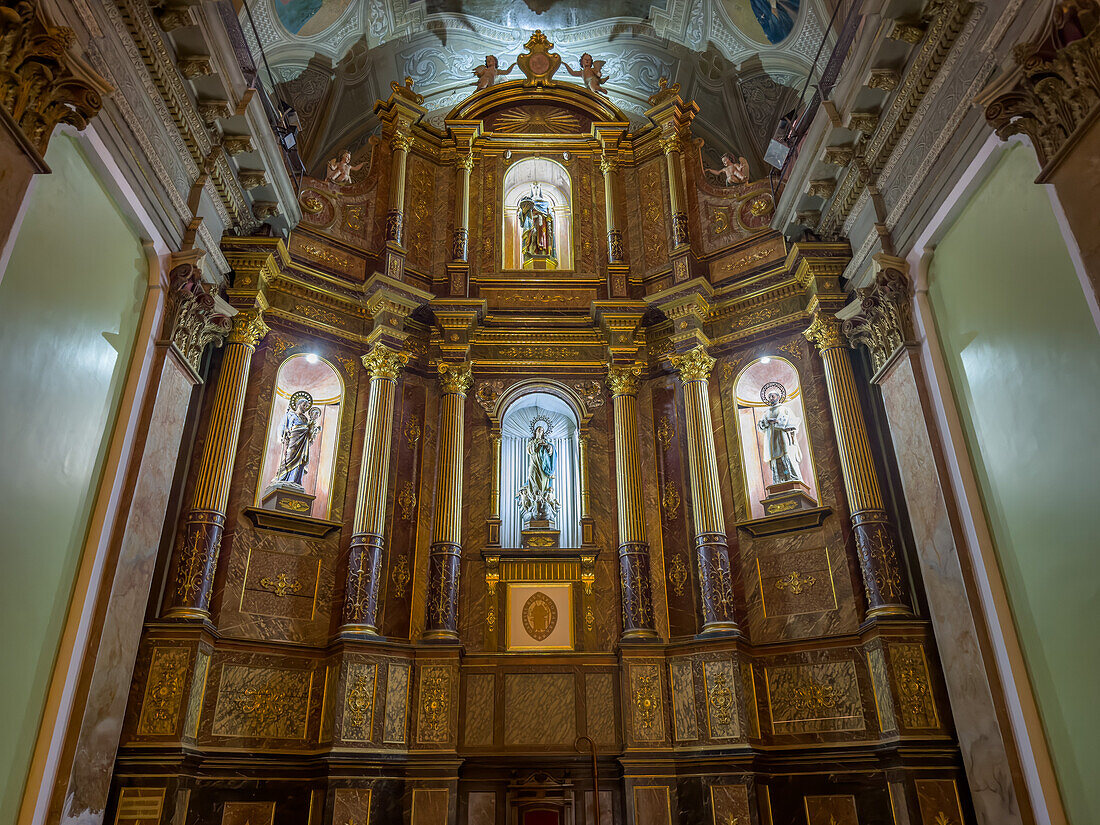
[518,183,556,265]
[516,414,559,524]
[757,381,803,484]
[274,391,323,487]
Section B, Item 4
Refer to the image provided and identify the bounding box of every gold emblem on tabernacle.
[280,499,311,512]
[260,572,302,597]
[748,195,773,217]
[521,591,558,641]
[300,193,325,214]
[766,499,799,514]
[775,571,816,596]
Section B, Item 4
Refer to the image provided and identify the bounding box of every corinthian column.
[599,153,624,263]
[670,346,738,634]
[660,133,690,249]
[424,361,473,642]
[342,343,409,634]
[386,129,414,245]
[452,151,473,261]
[165,307,269,619]
[804,313,912,618]
[607,364,658,641]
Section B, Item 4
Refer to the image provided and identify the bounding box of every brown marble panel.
[112,787,166,825]
[628,663,666,743]
[708,785,750,825]
[211,664,312,739]
[238,548,321,620]
[584,792,614,825]
[416,663,456,745]
[182,649,211,740]
[463,673,495,748]
[222,802,275,825]
[765,661,865,734]
[915,779,964,825]
[411,789,448,825]
[888,642,940,730]
[333,789,372,825]
[669,658,699,741]
[633,786,672,825]
[382,662,411,744]
[866,646,897,733]
[503,673,576,746]
[467,792,496,825]
[702,658,740,740]
[755,545,838,618]
[584,672,616,747]
[804,795,859,825]
[288,232,367,281]
[136,646,190,736]
[741,662,760,738]
[341,661,378,742]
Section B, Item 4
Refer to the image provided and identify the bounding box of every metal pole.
[574,735,600,825]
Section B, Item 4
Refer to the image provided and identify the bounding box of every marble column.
[599,153,624,263]
[804,312,912,618]
[670,346,738,634]
[386,130,414,245]
[424,361,472,642]
[607,364,658,641]
[165,306,268,619]
[452,151,473,261]
[342,343,408,634]
[660,133,689,249]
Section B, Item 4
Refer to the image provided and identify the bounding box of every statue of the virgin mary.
[516,412,559,523]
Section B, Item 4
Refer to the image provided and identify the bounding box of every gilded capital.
[227,308,270,347]
[163,263,231,374]
[670,345,715,383]
[599,154,617,175]
[361,343,409,381]
[843,266,916,373]
[457,152,474,172]
[803,314,845,352]
[437,361,473,395]
[607,363,643,397]
[660,134,683,156]
[391,132,415,153]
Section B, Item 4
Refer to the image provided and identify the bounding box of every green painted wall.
[0,135,146,823]
[929,142,1100,825]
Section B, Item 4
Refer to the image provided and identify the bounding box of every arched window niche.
[502,157,574,271]
[496,388,584,549]
[256,353,344,519]
[734,356,821,520]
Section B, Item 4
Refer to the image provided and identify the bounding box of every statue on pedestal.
[516,414,558,524]
[274,391,323,487]
[757,382,802,484]
[518,183,556,265]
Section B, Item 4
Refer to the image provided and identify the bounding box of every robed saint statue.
[757,381,803,485]
[274,391,322,487]
[516,415,559,523]
[518,182,555,266]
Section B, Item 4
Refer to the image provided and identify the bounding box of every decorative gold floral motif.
[775,675,837,715]
[580,554,595,596]
[631,667,662,735]
[475,381,504,414]
[295,304,341,327]
[667,553,687,597]
[932,812,955,825]
[361,343,408,380]
[390,553,410,598]
[280,499,310,512]
[732,307,777,331]
[584,606,595,631]
[437,361,473,395]
[138,647,189,735]
[345,668,374,729]
[335,355,357,377]
[398,481,417,521]
[656,415,673,451]
[403,415,421,451]
[570,379,605,409]
[707,673,735,726]
[661,480,681,522]
[777,340,803,360]
[260,572,302,597]
[417,665,450,743]
[891,643,938,729]
[606,363,642,397]
[775,571,816,596]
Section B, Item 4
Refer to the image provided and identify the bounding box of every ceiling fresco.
[243,0,828,174]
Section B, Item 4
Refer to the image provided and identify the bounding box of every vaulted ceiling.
[241,0,833,176]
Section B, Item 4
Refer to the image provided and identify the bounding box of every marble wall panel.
[222,802,274,825]
[587,403,622,649]
[112,787,166,825]
[333,789,372,825]
[888,642,940,730]
[804,795,859,825]
[866,646,898,734]
[584,791,614,825]
[416,663,457,745]
[708,784,750,825]
[382,661,411,744]
[741,662,760,738]
[182,648,211,741]
[636,382,670,640]
[136,646,190,737]
[411,789,449,825]
[585,672,617,747]
[629,663,666,743]
[755,545,838,618]
[915,779,965,825]
[633,785,672,825]
[238,548,321,621]
[503,673,576,747]
[210,664,312,740]
[340,661,378,742]
[467,792,496,825]
[408,375,440,642]
[669,658,699,742]
[702,658,740,740]
[765,661,865,734]
[463,673,495,748]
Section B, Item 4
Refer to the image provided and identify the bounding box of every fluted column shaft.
[599,154,624,263]
[165,309,268,619]
[608,365,658,641]
[424,361,473,641]
[660,134,689,248]
[452,152,473,261]
[343,344,408,633]
[805,315,912,617]
[386,132,414,245]
[671,347,738,633]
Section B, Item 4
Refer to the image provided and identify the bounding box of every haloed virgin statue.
[757,381,803,484]
[274,390,323,487]
[516,414,559,525]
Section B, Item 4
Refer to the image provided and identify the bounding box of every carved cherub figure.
[473,55,516,90]
[705,153,751,186]
[325,150,364,186]
[564,53,608,95]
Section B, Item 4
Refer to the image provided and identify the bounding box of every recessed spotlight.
[306,353,319,364]
[760,356,771,364]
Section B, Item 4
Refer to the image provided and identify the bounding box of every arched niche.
[502,157,574,271]
[733,356,820,520]
[256,353,344,519]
